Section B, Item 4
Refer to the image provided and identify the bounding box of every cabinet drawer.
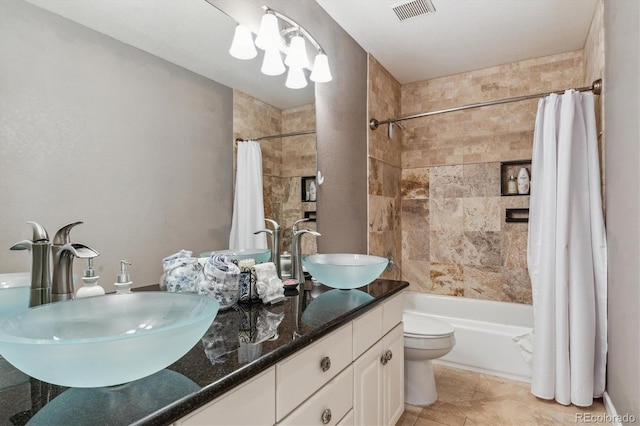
[382,292,404,334]
[278,366,353,426]
[352,304,383,360]
[276,324,352,420]
[178,367,275,426]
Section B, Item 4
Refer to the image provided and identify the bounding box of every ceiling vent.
[390,0,436,21]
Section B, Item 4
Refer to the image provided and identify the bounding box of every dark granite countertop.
[0,279,407,426]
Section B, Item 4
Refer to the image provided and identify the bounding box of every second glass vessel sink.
[302,254,389,289]
[0,292,219,388]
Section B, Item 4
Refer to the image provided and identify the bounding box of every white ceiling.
[317,0,599,83]
[24,0,598,108]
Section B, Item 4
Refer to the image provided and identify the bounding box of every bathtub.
[404,291,534,382]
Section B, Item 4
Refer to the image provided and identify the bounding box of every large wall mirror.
[0,0,367,287]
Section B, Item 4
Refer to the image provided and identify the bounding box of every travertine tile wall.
[368,49,595,303]
[281,104,317,255]
[399,51,585,302]
[368,55,402,280]
[584,0,605,200]
[233,90,317,255]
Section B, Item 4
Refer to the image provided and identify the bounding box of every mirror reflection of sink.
[0,292,219,388]
[302,254,389,289]
[302,289,374,327]
[27,368,199,425]
[199,248,271,264]
[0,272,30,320]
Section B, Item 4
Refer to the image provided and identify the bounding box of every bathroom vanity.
[0,279,407,425]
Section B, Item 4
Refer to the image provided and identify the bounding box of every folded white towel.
[253,262,284,304]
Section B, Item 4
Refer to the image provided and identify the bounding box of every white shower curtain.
[229,141,267,250]
[527,90,607,407]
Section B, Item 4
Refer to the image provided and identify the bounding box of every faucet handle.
[264,218,280,230]
[27,221,49,243]
[292,218,309,233]
[254,228,274,236]
[53,221,83,245]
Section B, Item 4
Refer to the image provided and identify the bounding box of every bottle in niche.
[507,175,518,195]
[517,167,530,194]
[309,180,316,201]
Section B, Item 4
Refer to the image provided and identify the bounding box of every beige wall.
[0,0,233,290]
[603,0,639,420]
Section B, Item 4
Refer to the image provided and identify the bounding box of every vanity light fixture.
[228,7,332,88]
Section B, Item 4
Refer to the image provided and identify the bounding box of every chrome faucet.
[10,221,99,306]
[254,219,282,278]
[51,222,99,302]
[291,218,320,284]
[10,222,52,307]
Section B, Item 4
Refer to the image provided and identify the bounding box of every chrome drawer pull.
[320,356,331,372]
[321,408,332,424]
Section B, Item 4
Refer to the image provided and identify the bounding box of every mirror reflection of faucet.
[9,221,99,307]
[254,218,281,278]
[291,218,320,286]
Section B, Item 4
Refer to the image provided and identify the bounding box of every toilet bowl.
[403,311,455,406]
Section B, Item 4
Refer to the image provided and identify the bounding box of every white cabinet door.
[382,323,404,426]
[353,339,383,426]
[177,367,275,426]
[353,322,405,426]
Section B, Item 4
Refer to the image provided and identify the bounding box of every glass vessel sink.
[199,248,271,264]
[302,254,389,289]
[0,292,219,388]
[0,272,30,320]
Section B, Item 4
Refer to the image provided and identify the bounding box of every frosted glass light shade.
[285,66,308,89]
[255,13,280,50]
[261,48,285,76]
[310,53,332,83]
[285,35,308,68]
[229,25,257,60]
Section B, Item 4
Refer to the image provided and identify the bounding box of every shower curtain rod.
[235,129,316,143]
[369,79,602,130]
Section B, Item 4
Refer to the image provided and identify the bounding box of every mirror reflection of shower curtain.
[527,90,607,407]
[229,141,267,250]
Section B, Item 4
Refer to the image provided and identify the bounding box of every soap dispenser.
[115,260,133,294]
[76,258,105,298]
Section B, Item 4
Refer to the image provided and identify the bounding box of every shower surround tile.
[463,197,501,232]
[429,263,464,297]
[401,168,430,199]
[370,50,585,305]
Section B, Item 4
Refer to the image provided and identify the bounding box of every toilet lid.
[403,313,454,337]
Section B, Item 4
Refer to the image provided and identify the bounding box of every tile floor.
[396,365,608,426]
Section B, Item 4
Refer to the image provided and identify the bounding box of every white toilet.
[403,311,456,406]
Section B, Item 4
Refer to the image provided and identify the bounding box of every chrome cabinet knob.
[381,349,393,365]
[320,356,331,372]
[321,408,332,424]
